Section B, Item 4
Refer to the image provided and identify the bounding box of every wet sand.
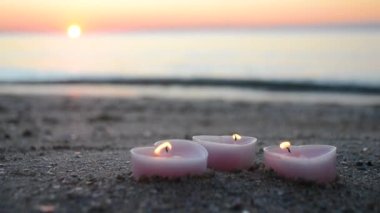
[0,95,379,212]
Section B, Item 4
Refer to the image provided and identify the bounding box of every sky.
[0,0,379,32]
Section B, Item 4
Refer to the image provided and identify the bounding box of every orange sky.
[0,0,379,32]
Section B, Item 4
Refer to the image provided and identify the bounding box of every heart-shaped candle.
[264,142,337,183]
[130,139,208,180]
[193,134,257,171]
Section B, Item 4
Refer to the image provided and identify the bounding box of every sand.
[0,95,379,212]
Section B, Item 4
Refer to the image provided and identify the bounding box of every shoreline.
[1,78,380,94]
[0,83,379,106]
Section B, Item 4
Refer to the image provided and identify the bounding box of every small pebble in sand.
[74,187,83,191]
[116,174,126,181]
[228,198,243,211]
[22,129,33,137]
[38,204,55,213]
[74,152,82,158]
[356,162,363,167]
[3,133,11,139]
[85,181,94,185]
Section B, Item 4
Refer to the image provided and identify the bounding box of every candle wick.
[165,146,169,153]
[287,147,291,153]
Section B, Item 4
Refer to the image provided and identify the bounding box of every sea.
[0,27,379,104]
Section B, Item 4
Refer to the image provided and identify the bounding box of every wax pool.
[130,139,208,180]
[264,145,337,183]
[192,135,257,171]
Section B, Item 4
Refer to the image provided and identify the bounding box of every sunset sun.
[67,24,81,39]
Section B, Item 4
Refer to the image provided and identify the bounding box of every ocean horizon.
[1,27,380,103]
[1,28,379,85]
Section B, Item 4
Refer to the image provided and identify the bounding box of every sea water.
[0,28,379,85]
[0,28,379,103]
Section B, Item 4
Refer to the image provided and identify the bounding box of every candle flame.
[232,134,242,141]
[280,141,291,150]
[154,141,172,155]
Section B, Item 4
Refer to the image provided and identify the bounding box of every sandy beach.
[0,94,379,212]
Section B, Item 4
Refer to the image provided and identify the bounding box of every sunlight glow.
[1,1,380,32]
[67,25,81,39]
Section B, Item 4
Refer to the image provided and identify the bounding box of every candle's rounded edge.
[192,135,258,147]
[263,145,336,158]
[154,139,199,146]
[130,146,152,156]
[193,135,257,171]
[155,139,209,158]
[134,139,208,160]
[263,145,337,183]
[130,140,209,180]
[192,135,220,141]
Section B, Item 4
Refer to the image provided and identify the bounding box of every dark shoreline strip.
[1,78,380,95]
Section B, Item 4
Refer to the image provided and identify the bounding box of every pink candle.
[192,134,257,171]
[130,139,208,180]
[264,142,337,183]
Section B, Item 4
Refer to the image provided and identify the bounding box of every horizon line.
[2,77,380,95]
[0,22,379,34]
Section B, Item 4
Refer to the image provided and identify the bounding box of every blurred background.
[0,0,379,103]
